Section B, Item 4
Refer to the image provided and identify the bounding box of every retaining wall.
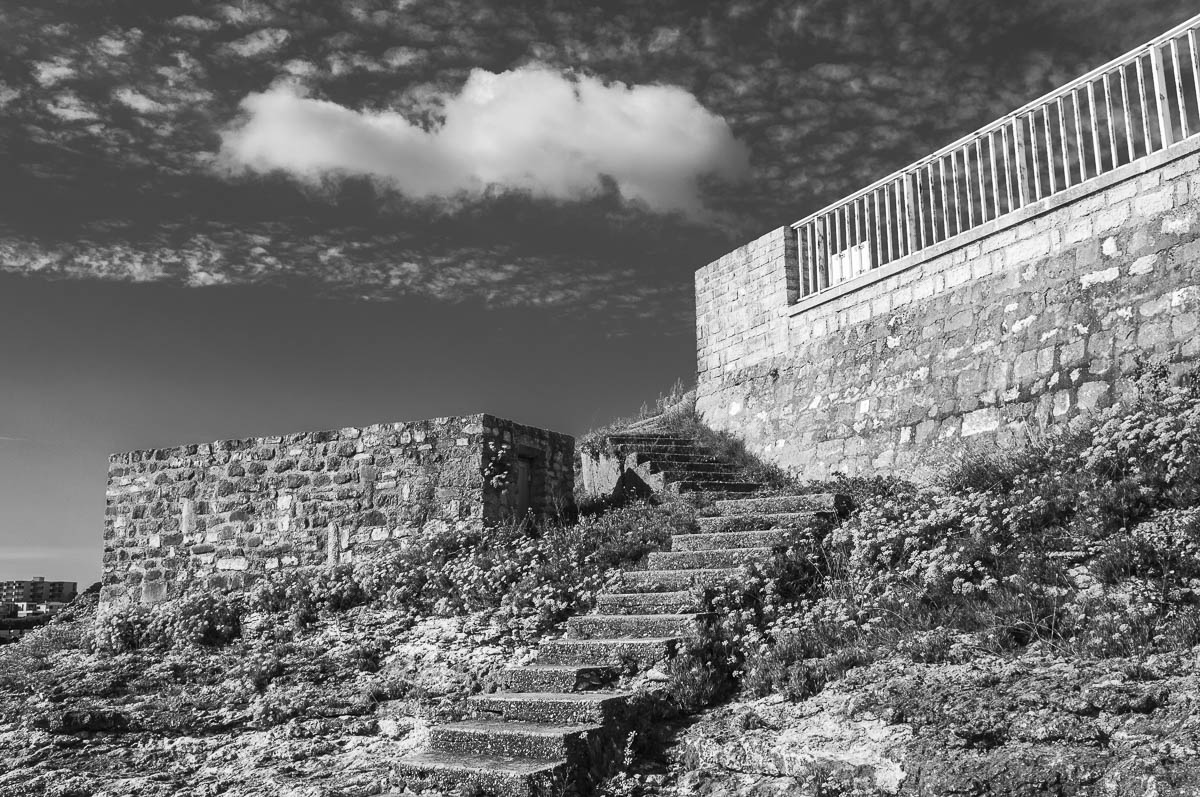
[696,139,1200,479]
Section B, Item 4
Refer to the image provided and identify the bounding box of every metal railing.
[793,14,1200,299]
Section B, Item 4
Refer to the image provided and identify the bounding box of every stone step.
[610,439,701,453]
[618,568,738,593]
[650,461,737,475]
[595,591,699,615]
[503,664,617,693]
[697,511,820,534]
[637,452,726,465]
[667,480,760,494]
[566,613,708,640]
[469,692,631,725]
[670,529,792,551]
[607,433,694,444]
[648,547,772,570]
[430,719,606,760]
[395,750,567,797]
[715,494,848,515]
[537,636,680,667]
[657,469,743,485]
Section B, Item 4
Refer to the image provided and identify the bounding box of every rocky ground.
[0,605,535,797]
[662,647,1200,797]
[5,609,1200,796]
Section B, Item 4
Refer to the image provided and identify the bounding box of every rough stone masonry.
[695,138,1200,480]
[102,414,573,606]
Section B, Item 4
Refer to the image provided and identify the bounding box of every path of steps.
[395,489,845,796]
[605,432,762,496]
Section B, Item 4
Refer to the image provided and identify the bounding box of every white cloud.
[224,28,290,59]
[114,88,166,114]
[32,58,75,87]
[217,65,750,217]
[169,15,221,31]
[45,93,98,122]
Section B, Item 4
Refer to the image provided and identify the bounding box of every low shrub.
[92,592,244,653]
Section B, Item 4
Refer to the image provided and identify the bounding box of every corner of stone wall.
[695,225,797,436]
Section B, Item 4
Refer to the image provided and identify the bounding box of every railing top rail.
[791,11,1200,229]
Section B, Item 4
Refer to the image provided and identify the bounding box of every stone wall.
[696,139,1200,480]
[102,414,573,606]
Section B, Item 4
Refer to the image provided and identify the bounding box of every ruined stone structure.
[697,135,1200,481]
[102,414,573,606]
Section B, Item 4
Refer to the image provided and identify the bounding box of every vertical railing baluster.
[1136,55,1153,152]
[1087,82,1102,175]
[857,196,867,274]
[835,206,844,284]
[1190,30,1200,124]
[1074,87,1089,181]
[800,223,809,297]
[916,168,928,249]
[819,215,830,290]
[989,131,1000,217]
[1103,72,1118,169]
[1121,63,1136,161]
[903,173,918,256]
[1150,41,1176,147]
[1172,37,1189,139]
[849,199,859,279]
[975,140,987,221]
[1001,123,1014,212]
[1029,114,1043,200]
[955,149,964,226]
[797,227,807,296]
[884,182,894,263]
[950,148,962,232]
[1055,97,1069,189]
[1042,106,1056,193]
[1014,117,1030,207]
[938,157,949,240]
[878,188,888,268]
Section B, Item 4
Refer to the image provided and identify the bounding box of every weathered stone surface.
[696,140,1200,480]
[102,414,573,606]
[672,650,1200,796]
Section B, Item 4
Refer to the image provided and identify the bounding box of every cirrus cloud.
[216,64,751,219]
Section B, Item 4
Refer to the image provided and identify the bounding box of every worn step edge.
[503,664,616,692]
[430,719,605,759]
[595,591,699,614]
[715,494,847,515]
[469,691,632,724]
[648,547,773,570]
[566,612,708,639]
[537,636,682,666]
[670,529,791,551]
[667,480,760,494]
[618,568,738,592]
[697,511,821,532]
[396,750,568,794]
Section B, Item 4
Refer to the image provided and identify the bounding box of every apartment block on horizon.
[0,577,77,605]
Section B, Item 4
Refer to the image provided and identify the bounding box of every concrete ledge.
[789,135,1200,317]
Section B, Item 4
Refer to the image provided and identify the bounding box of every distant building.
[0,577,77,605]
[14,601,67,618]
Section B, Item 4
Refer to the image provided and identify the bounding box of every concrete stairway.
[605,432,761,496]
[395,491,845,796]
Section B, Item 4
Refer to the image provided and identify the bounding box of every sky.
[0,0,1195,585]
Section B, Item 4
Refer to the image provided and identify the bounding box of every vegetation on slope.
[671,361,1200,709]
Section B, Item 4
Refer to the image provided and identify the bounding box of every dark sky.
[1,0,1194,584]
